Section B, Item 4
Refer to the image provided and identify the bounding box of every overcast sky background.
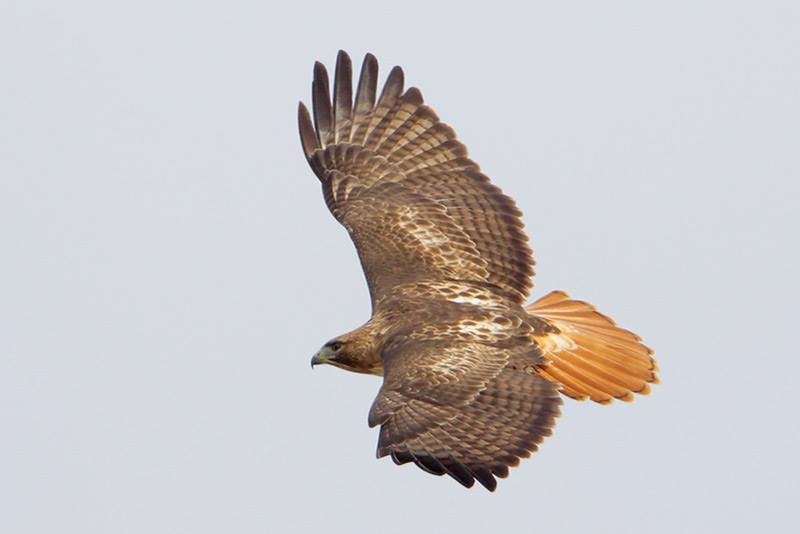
[2,1,798,533]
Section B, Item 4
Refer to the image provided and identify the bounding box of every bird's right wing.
[368,337,562,491]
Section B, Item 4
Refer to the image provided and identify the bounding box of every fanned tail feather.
[527,291,659,404]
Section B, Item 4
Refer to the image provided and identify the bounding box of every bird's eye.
[330,341,343,352]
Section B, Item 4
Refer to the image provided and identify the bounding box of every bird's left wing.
[368,337,562,491]
[298,51,534,308]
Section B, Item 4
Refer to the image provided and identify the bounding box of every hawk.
[299,51,659,491]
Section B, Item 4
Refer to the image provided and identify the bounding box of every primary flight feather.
[299,51,659,491]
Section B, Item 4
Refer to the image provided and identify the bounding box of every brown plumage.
[301,51,659,491]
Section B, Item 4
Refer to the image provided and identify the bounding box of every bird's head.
[310,331,383,375]
[311,339,346,368]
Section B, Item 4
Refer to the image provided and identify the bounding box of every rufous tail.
[527,291,659,404]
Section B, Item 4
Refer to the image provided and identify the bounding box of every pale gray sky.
[1,1,798,533]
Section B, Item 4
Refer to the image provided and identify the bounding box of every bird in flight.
[299,51,659,491]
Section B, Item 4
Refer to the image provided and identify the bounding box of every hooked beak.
[310,346,334,369]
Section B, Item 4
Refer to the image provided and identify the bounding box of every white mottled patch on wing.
[423,344,483,380]
[427,356,468,378]
[411,281,506,309]
[449,295,488,306]
[414,228,448,247]
[456,319,507,336]
[396,206,450,247]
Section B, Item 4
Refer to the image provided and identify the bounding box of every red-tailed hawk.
[300,51,659,491]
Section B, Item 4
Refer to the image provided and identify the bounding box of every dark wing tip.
[361,53,378,83]
[403,87,424,105]
[313,60,328,77]
[336,49,351,63]
[390,450,414,465]
[354,53,379,116]
[491,464,510,479]
[411,453,447,476]
[376,65,405,108]
[384,446,499,491]
[297,101,318,161]
[333,50,354,142]
[312,61,333,146]
[441,459,476,489]
[471,466,498,492]
[387,65,405,84]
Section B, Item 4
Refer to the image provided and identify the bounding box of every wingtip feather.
[333,51,353,143]
[297,101,318,161]
[354,53,378,114]
[312,61,333,146]
[377,65,405,107]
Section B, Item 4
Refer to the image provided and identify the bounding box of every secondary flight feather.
[299,51,659,491]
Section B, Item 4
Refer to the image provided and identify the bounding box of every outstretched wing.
[299,51,534,307]
[368,337,562,491]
